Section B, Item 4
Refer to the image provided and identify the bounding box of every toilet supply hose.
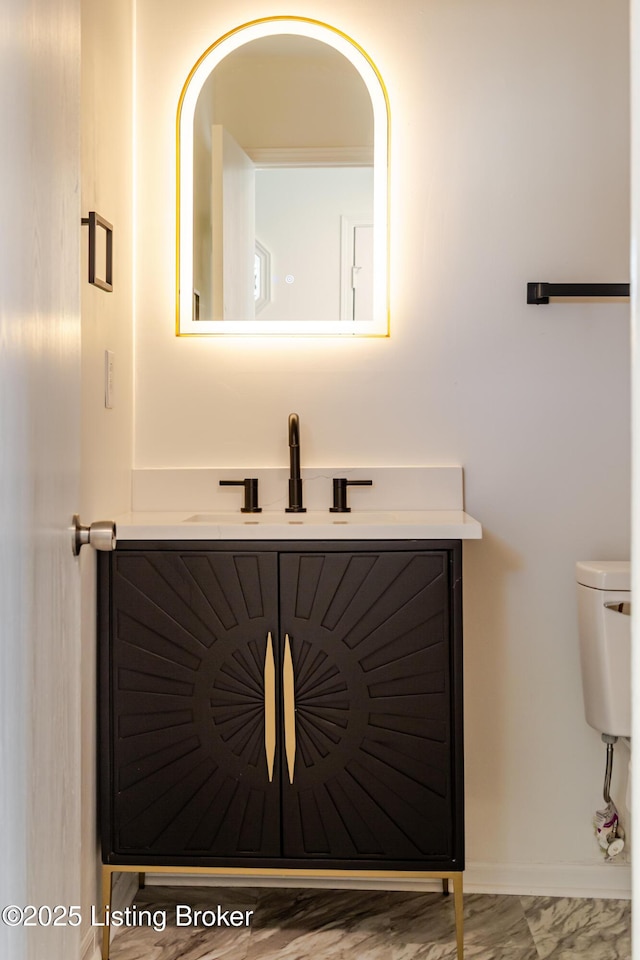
[602,735,615,804]
[593,734,625,859]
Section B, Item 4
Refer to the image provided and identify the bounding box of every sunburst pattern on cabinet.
[279,551,454,862]
[100,542,463,873]
[107,551,281,859]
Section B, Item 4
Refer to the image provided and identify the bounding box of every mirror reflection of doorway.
[253,166,372,323]
[201,144,373,323]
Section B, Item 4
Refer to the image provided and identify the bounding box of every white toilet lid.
[576,560,631,591]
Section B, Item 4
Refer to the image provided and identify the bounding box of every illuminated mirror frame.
[176,16,390,336]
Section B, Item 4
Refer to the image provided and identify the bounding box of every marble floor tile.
[393,944,538,960]
[109,885,258,960]
[106,885,630,960]
[243,888,392,960]
[387,891,538,960]
[521,896,631,960]
[387,891,457,943]
[462,894,537,951]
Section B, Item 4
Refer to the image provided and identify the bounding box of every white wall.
[134,0,631,894]
[80,1,135,954]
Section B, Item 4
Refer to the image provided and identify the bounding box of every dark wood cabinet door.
[105,550,281,860]
[279,550,458,864]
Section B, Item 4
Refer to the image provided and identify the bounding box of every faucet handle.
[330,478,373,513]
[219,478,262,513]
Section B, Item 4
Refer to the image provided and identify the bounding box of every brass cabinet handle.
[264,632,276,782]
[283,633,296,784]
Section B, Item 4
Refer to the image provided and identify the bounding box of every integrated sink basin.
[184,511,409,524]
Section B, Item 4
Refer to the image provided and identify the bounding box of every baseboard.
[81,927,100,960]
[464,860,631,899]
[141,860,630,900]
[111,869,139,911]
[143,872,448,894]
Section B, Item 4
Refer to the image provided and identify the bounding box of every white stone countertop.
[111,510,482,541]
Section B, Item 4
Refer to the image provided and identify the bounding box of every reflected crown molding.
[246,146,374,167]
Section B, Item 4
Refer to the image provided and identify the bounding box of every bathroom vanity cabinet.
[98,540,464,872]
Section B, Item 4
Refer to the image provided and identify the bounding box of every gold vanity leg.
[101,867,113,960]
[139,872,146,889]
[453,873,464,960]
[442,877,449,895]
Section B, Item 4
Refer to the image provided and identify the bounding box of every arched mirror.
[176,17,389,336]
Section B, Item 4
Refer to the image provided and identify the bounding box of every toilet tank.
[576,561,631,737]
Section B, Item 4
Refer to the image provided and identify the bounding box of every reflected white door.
[340,218,374,321]
[353,224,374,322]
[211,126,256,320]
[0,2,82,959]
